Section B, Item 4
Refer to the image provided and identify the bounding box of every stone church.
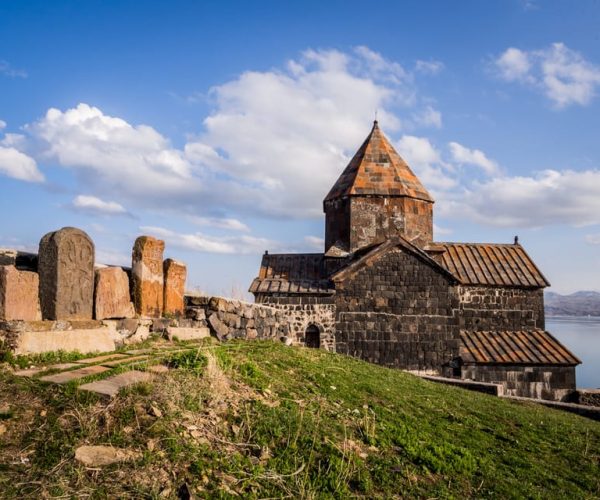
[250,121,580,401]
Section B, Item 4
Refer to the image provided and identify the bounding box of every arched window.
[305,324,320,348]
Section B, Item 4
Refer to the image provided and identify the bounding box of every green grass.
[0,340,598,498]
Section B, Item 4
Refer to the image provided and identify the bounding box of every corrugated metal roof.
[426,242,549,288]
[324,121,434,203]
[460,329,580,365]
[249,253,335,295]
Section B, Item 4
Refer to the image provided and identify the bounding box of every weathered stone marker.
[94,267,135,320]
[163,258,186,316]
[38,227,95,320]
[131,236,164,317]
[0,265,42,321]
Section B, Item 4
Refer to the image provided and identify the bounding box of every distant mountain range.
[545,291,600,317]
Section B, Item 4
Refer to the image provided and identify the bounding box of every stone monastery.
[250,121,581,400]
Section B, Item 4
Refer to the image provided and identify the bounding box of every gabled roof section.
[426,242,550,288]
[331,237,458,284]
[324,121,434,203]
[248,253,335,295]
[460,329,580,365]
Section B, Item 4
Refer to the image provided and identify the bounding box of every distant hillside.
[545,291,600,317]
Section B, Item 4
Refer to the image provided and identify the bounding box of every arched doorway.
[305,324,320,348]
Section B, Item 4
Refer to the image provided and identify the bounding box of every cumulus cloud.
[25,103,197,200]
[304,236,324,251]
[71,195,128,216]
[448,141,500,176]
[493,43,600,108]
[140,226,274,255]
[396,135,456,190]
[0,60,27,78]
[184,47,432,217]
[443,169,600,227]
[0,120,6,130]
[0,146,44,182]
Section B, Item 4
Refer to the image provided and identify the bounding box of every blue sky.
[1,0,599,296]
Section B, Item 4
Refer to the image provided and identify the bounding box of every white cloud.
[71,195,128,216]
[585,234,600,245]
[184,47,433,217]
[0,120,6,130]
[26,103,197,200]
[495,48,532,82]
[415,60,445,75]
[444,169,600,227]
[188,216,250,232]
[0,146,44,182]
[140,226,275,255]
[396,135,456,190]
[448,141,500,175]
[0,60,27,78]
[493,43,600,108]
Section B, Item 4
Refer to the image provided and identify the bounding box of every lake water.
[547,317,600,389]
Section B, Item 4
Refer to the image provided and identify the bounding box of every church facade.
[249,121,580,401]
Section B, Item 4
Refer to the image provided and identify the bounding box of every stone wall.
[254,295,336,351]
[461,364,575,401]
[334,247,459,374]
[458,286,545,331]
[185,295,289,342]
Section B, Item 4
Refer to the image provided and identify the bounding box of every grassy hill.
[0,340,599,498]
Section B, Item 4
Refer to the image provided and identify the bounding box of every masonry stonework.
[457,286,545,331]
[334,247,459,373]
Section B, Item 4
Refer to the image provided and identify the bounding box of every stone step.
[39,365,110,384]
[13,362,80,378]
[78,370,154,397]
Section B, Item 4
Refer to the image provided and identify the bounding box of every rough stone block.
[94,267,135,320]
[0,265,42,321]
[208,314,229,339]
[12,326,118,355]
[163,259,186,316]
[131,236,164,318]
[166,326,210,341]
[38,228,95,320]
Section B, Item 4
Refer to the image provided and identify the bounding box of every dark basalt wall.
[333,247,459,374]
[458,286,545,331]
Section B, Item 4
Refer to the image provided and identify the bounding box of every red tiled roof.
[426,242,549,288]
[460,329,580,365]
[248,253,335,295]
[324,121,434,202]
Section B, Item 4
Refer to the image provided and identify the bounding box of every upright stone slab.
[163,259,186,316]
[0,265,42,321]
[132,236,164,318]
[38,227,95,320]
[94,267,135,320]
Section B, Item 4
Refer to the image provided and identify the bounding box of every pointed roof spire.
[324,122,433,202]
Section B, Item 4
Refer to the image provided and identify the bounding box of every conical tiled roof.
[324,121,434,202]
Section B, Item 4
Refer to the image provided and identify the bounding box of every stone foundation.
[461,364,576,401]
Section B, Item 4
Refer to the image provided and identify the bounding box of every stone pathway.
[12,341,203,397]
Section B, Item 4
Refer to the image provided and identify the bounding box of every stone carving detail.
[163,259,186,316]
[0,265,42,321]
[38,227,95,320]
[94,267,135,320]
[131,236,164,317]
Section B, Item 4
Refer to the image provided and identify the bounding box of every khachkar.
[38,227,95,320]
[163,258,187,316]
[132,236,165,318]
